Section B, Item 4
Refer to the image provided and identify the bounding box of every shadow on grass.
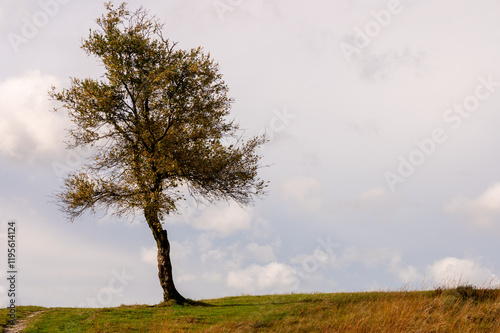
[154,299,215,307]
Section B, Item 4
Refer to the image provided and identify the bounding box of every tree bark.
[144,206,187,304]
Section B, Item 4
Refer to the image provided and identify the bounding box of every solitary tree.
[50,3,267,304]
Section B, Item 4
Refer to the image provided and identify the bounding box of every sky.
[1,0,500,308]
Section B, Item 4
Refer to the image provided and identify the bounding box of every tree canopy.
[51,2,267,223]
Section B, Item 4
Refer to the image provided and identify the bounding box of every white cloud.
[170,241,195,266]
[195,234,214,252]
[223,0,276,20]
[290,248,331,267]
[140,247,157,266]
[445,183,500,227]
[292,245,421,284]
[341,186,398,215]
[0,197,145,307]
[251,217,271,238]
[362,248,420,283]
[281,176,324,212]
[177,274,197,283]
[427,257,497,287]
[227,262,298,294]
[356,187,388,204]
[245,243,276,263]
[201,272,223,283]
[0,70,68,161]
[201,249,227,263]
[185,203,253,236]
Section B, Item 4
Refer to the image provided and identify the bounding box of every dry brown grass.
[150,288,500,332]
[8,287,500,332]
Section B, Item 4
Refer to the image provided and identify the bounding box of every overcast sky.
[2,0,500,308]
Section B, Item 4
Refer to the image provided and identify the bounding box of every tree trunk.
[144,206,187,304]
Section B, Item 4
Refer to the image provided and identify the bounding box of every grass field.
[1,286,499,332]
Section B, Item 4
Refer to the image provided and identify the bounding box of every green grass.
[0,306,45,331]
[2,287,500,332]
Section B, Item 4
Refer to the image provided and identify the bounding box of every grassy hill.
[2,286,499,332]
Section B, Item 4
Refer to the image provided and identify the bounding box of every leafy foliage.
[50,2,267,225]
[455,285,499,302]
